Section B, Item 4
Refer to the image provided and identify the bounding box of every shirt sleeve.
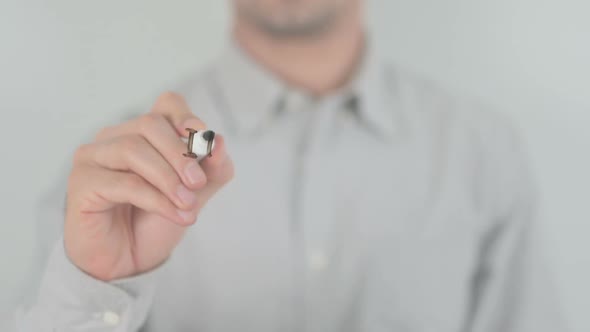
[10,111,163,332]
[14,237,162,332]
[464,115,569,332]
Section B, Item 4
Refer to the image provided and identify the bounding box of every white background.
[1,0,588,330]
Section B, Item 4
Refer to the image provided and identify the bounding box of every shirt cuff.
[32,238,162,331]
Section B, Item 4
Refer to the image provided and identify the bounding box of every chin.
[236,0,351,37]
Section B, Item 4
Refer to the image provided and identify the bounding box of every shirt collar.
[346,38,398,139]
[211,36,397,139]
[211,40,284,135]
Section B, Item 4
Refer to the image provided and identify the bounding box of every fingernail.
[177,210,195,223]
[176,185,196,206]
[184,162,205,186]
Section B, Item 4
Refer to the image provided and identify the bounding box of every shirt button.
[308,250,329,271]
[102,310,121,326]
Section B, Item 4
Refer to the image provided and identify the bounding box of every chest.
[149,115,484,332]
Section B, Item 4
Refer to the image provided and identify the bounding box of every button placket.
[302,101,340,278]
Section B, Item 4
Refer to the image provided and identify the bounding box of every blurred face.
[233,0,355,37]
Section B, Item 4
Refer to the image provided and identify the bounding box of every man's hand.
[64,92,234,281]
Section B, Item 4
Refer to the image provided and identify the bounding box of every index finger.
[150,91,207,137]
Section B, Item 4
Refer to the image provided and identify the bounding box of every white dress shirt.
[14,39,566,332]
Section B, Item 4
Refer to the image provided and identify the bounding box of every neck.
[232,3,365,96]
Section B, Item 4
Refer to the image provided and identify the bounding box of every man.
[15,0,565,331]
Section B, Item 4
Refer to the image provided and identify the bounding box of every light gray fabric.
[14,39,567,332]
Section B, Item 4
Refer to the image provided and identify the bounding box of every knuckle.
[72,143,92,164]
[123,173,144,191]
[67,165,85,188]
[156,91,185,105]
[152,91,191,118]
[138,113,165,132]
[94,126,113,141]
[120,135,146,153]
